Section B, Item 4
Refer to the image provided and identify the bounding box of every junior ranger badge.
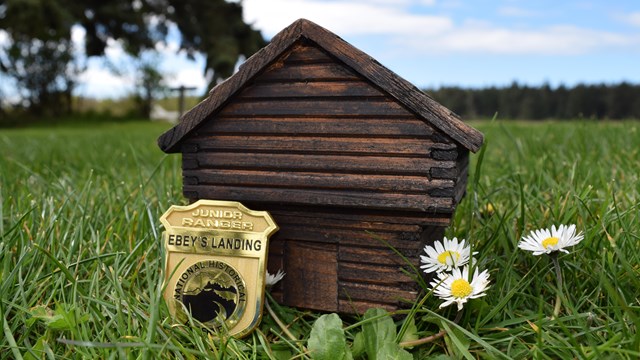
[160,200,278,337]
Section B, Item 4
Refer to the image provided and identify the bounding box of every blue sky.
[240,0,640,89]
[2,0,640,99]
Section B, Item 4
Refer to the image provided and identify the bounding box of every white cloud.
[415,24,632,55]
[76,66,135,98]
[243,0,452,37]
[165,67,207,91]
[243,0,636,56]
[498,6,540,18]
[617,12,640,27]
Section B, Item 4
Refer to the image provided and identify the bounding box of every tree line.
[427,82,640,120]
[2,1,638,123]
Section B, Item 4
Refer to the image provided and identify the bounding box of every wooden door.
[284,241,338,311]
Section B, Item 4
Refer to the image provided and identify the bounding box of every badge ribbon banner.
[160,200,278,337]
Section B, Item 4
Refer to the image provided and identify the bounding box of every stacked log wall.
[181,41,470,312]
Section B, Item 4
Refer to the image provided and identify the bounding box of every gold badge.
[160,200,278,337]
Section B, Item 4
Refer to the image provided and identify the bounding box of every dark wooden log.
[338,262,415,285]
[453,162,469,204]
[338,282,416,304]
[431,153,468,180]
[195,117,442,138]
[238,81,385,98]
[431,149,458,160]
[184,169,453,193]
[274,225,425,251]
[185,135,437,155]
[258,63,359,82]
[281,43,334,63]
[272,212,424,232]
[184,153,454,175]
[338,246,411,266]
[218,99,411,117]
[267,206,453,227]
[183,185,454,212]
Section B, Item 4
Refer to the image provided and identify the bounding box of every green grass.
[1,120,639,359]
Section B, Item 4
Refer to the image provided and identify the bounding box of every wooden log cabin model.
[158,19,484,314]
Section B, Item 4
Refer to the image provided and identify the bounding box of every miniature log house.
[158,19,483,314]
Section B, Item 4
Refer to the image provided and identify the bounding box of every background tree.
[134,57,167,119]
[0,0,265,118]
[2,37,75,116]
[165,0,267,89]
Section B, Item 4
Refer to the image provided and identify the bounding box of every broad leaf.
[399,317,419,346]
[375,342,413,360]
[28,304,88,331]
[308,313,350,360]
[23,335,47,360]
[351,331,365,359]
[362,308,397,360]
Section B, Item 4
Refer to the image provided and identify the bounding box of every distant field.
[1,120,638,358]
[72,96,203,116]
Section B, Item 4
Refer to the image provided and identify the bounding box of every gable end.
[158,19,483,154]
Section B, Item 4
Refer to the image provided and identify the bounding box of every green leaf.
[424,355,453,360]
[399,317,419,346]
[362,308,397,360]
[351,331,365,359]
[421,315,442,326]
[47,307,74,331]
[308,313,349,360]
[26,306,51,327]
[23,335,46,360]
[441,321,472,360]
[28,304,88,331]
[375,342,413,360]
[273,349,294,360]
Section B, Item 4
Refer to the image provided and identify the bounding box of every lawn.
[1,120,639,359]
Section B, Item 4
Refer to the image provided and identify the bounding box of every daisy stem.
[550,253,563,318]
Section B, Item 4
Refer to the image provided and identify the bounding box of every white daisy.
[430,266,490,311]
[420,237,475,274]
[518,224,584,256]
[265,269,285,287]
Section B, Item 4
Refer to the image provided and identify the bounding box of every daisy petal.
[518,224,584,256]
[429,265,490,311]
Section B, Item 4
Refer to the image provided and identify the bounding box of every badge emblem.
[160,200,278,337]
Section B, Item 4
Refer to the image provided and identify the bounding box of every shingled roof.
[158,18,483,153]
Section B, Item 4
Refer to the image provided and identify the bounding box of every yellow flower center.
[542,237,559,249]
[450,279,473,298]
[437,250,460,265]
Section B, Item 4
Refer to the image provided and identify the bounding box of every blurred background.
[1,0,639,125]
